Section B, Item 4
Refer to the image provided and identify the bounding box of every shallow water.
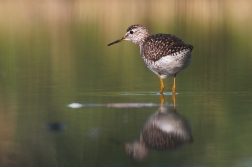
[1,0,252,167]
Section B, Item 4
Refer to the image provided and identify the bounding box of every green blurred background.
[0,0,252,166]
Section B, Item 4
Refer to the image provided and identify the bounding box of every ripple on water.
[119,91,174,96]
[77,91,175,96]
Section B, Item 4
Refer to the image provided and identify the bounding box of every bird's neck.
[134,32,151,47]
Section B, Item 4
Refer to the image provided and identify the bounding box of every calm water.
[1,1,252,167]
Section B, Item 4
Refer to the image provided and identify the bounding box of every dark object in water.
[123,106,193,161]
[46,122,67,132]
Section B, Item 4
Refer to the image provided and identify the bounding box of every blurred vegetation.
[0,0,251,92]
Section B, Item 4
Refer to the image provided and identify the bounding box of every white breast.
[143,49,192,79]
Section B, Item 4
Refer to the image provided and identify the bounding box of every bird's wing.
[142,34,193,62]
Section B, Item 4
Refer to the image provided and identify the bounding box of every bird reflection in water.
[112,94,193,161]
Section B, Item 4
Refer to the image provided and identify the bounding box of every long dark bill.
[107,38,124,46]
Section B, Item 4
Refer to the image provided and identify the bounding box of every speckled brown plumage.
[108,24,194,93]
[142,34,193,62]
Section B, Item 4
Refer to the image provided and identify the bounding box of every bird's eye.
[130,30,134,34]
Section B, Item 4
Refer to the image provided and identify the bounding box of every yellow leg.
[159,93,165,112]
[172,93,176,109]
[160,93,164,105]
[159,76,164,94]
[172,74,176,93]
